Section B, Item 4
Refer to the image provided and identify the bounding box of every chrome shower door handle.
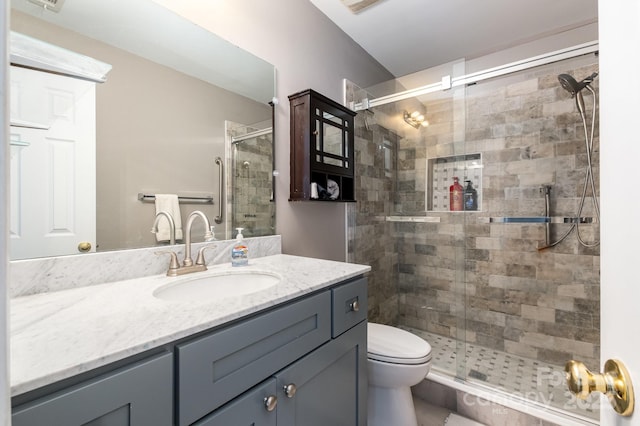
[215,157,223,224]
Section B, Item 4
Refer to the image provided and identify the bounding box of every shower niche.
[289,89,357,202]
[428,153,483,212]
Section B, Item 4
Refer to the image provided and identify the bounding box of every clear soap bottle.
[231,227,249,266]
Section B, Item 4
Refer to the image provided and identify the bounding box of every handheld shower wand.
[558,72,598,115]
[547,71,600,249]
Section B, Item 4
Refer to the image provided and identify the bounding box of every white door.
[598,1,640,425]
[9,66,96,260]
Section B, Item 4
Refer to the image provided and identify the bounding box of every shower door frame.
[349,40,598,113]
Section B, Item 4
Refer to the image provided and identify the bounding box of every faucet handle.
[195,245,217,266]
[155,250,180,276]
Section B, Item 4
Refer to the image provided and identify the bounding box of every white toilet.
[367,322,432,426]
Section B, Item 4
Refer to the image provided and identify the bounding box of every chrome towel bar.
[137,193,213,204]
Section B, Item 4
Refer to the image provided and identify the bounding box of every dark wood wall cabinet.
[289,89,357,202]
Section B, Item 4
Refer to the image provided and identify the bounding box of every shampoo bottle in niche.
[449,177,464,211]
[464,180,478,211]
[231,228,249,266]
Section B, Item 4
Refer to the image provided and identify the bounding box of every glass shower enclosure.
[348,43,600,422]
[226,121,275,239]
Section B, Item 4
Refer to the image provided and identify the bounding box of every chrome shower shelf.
[486,216,595,224]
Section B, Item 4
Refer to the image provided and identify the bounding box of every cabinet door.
[12,353,173,426]
[176,292,331,426]
[275,321,367,426]
[194,379,278,426]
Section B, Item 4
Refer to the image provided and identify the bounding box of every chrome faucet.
[151,211,176,245]
[183,210,214,268]
[157,211,214,276]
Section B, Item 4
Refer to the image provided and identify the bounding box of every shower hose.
[541,84,600,249]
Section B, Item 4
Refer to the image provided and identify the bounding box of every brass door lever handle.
[565,359,634,416]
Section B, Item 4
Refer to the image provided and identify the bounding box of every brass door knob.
[565,359,634,416]
[77,242,92,252]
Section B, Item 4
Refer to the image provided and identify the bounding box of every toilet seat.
[368,322,432,365]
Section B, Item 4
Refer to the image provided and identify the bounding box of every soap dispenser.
[231,227,249,266]
[464,180,478,211]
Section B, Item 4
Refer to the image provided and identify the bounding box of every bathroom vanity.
[10,254,369,426]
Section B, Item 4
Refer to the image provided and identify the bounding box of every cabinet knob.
[349,300,360,312]
[284,383,297,398]
[264,395,278,412]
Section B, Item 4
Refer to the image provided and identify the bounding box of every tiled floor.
[403,327,600,420]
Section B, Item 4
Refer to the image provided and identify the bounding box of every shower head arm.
[581,72,599,87]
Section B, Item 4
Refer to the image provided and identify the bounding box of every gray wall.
[154,0,394,261]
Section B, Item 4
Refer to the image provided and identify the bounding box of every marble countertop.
[10,254,370,397]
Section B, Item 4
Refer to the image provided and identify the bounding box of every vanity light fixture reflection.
[403,110,429,129]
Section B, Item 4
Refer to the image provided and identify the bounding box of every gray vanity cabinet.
[189,277,368,426]
[176,291,333,426]
[11,276,368,426]
[11,352,173,426]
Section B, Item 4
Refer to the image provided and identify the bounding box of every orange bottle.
[449,177,464,211]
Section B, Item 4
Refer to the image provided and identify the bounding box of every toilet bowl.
[367,322,432,426]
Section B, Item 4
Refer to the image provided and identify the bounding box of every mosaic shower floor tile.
[402,327,600,420]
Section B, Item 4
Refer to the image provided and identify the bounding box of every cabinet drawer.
[12,352,173,426]
[332,277,367,337]
[176,291,331,426]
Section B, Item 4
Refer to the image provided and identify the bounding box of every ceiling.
[309,0,598,77]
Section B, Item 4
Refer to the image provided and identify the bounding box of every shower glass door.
[229,126,275,238]
[346,58,469,380]
[460,54,600,420]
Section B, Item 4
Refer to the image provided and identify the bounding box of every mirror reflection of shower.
[228,123,275,238]
[540,71,599,250]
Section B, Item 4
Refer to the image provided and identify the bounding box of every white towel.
[154,194,183,242]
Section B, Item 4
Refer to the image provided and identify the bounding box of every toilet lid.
[368,322,432,365]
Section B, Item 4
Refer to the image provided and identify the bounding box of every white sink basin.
[154,270,281,302]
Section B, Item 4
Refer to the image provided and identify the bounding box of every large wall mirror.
[9,0,276,260]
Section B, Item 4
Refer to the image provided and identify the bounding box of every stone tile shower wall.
[353,60,601,369]
[348,103,400,325]
[232,135,275,237]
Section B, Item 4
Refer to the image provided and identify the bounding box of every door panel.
[599,0,640,424]
[9,66,96,259]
